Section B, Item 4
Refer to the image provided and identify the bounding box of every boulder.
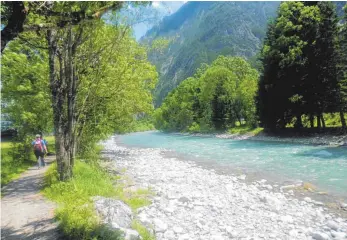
[93,196,140,239]
[94,197,133,228]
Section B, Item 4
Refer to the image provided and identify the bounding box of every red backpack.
[33,139,43,151]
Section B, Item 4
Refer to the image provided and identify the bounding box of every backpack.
[33,139,43,152]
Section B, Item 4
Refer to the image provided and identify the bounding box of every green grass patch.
[131,220,155,240]
[228,126,264,135]
[43,159,153,239]
[1,140,36,186]
[43,160,122,239]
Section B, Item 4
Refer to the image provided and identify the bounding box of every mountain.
[142,2,281,106]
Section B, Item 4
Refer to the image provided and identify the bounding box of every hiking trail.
[1,156,60,240]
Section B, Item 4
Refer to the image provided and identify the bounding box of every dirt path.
[1,156,61,240]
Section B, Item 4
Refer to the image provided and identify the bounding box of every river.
[118,131,347,199]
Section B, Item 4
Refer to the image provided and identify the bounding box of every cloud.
[152,2,160,8]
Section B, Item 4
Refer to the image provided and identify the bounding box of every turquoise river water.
[118,131,347,197]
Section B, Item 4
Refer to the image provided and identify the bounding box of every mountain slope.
[142,2,280,105]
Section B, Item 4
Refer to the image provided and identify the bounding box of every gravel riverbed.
[102,137,347,240]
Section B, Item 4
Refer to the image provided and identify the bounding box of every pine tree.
[315,2,339,128]
[337,5,347,128]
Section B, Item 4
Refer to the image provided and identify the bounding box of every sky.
[131,2,186,40]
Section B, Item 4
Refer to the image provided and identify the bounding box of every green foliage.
[228,126,264,135]
[1,37,53,136]
[257,2,345,129]
[43,160,122,239]
[74,23,158,156]
[0,140,36,186]
[122,117,156,133]
[154,56,259,132]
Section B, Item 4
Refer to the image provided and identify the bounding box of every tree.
[310,2,339,129]
[1,2,123,52]
[337,4,347,128]
[257,2,342,129]
[154,56,258,132]
[2,2,155,180]
[1,36,53,161]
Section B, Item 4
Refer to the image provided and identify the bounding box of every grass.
[1,140,35,186]
[43,160,122,239]
[131,220,155,240]
[228,126,264,135]
[43,159,154,240]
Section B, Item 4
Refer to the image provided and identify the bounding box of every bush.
[188,122,201,133]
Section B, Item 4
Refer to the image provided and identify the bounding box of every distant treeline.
[154,2,347,132]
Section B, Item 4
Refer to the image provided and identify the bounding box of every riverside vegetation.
[1,1,347,240]
[153,2,347,133]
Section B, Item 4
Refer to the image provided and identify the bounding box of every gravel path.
[103,137,347,240]
[1,156,60,240]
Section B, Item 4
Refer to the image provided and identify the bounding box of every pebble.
[312,232,330,240]
[326,220,340,231]
[153,218,168,232]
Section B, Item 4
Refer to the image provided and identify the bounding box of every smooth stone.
[211,235,224,240]
[326,220,339,231]
[312,232,330,240]
[164,230,176,239]
[153,218,168,232]
[304,197,312,203]
[173,226,184,234]
[289,229,298,237]
[280,215,293,224]
[177,233,190,240]
[93,197,132,229]
[238,174,246,180]
[331,231,346,239]
[178,196,190,203]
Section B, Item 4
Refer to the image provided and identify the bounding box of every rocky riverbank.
[102,137,347,240]
[216,132,347,147]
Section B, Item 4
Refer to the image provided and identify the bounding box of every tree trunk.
[47,29,72,181]
[309,114,314,128]
[294,114,303,129]
[317,114,321,129]
[340,111,346,129]
[320,114,326,129]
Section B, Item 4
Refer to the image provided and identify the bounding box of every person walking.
[32,134,47,169]
[40,134,49,154]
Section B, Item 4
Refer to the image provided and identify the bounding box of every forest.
[154,2,347,132]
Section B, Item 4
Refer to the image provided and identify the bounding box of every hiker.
[40,134,48,154]
[32,134,47,169]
